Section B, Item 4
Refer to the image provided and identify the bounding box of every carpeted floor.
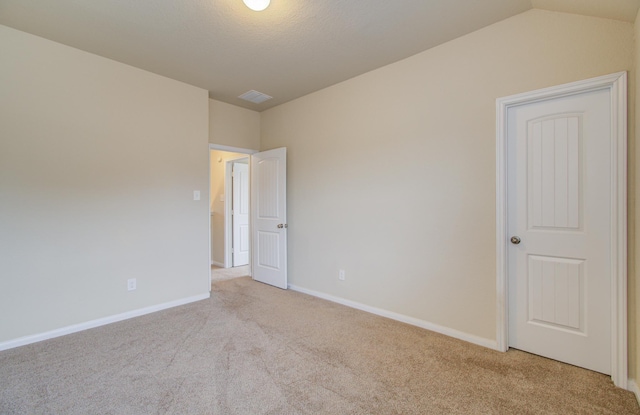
[211,265,250,281]
[1,277,639,414]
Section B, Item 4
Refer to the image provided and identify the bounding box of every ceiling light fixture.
[242,0,270,11]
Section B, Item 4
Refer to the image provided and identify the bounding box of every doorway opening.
[208,144,288,289]
[209,145,256,282]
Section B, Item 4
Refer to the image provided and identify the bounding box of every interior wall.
[209,150,248,266]
[634,5,640,388]
[209,99,260,150]
[0,25,210,344]
[260,10,634,345]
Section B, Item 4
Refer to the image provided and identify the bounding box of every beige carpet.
[211,265,250,281]
[1,277,638,414]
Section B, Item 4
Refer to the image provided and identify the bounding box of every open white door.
[251,147,287,289]
[232,162,249,266]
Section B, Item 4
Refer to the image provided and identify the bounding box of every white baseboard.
[288,284,498,351]
[629,379,640,405]
[211,260,225,267]
[0,292,210,352]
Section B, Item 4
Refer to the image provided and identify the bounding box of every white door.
[232,162,249,266]
[251,147,287,289]
[507,87,613,374]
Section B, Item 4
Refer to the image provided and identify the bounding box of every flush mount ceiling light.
[242,0,270,11]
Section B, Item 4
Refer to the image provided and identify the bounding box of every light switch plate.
[193,190,201,201]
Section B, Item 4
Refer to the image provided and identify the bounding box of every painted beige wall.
[210,150,248,265]
[633,6,640,387]
[0,25,210,344]
[209,99,260,149]
[261,10,634,344]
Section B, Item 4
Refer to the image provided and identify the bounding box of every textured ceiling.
[0,0,638,111]
[532,0,640,22]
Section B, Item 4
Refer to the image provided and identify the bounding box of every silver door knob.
[277,224,288,229]
[510,236,521,245]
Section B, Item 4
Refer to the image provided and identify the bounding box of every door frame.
[208,144,257,277]
[224,156,249,268]
[495,72,627,388]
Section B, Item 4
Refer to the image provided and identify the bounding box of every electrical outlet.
[127,278,137,291]
[338,270,346,281]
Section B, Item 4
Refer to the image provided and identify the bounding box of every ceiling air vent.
[238,90,272,104]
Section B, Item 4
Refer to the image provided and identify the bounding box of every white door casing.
[232,162,250,266]
[496,72,627,388]
[208,144,257,274]
[251,147,287,289]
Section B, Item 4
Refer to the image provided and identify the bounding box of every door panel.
[251,148,287,289]
[507,88,611,374]
[527,255,584,332]
[528,115,581,230]
[257,231,280,269]
[232,162,249,266]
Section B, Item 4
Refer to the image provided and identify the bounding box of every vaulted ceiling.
[1,0,638,110]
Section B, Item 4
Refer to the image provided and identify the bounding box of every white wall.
[0,25,210,344]
[209,99,260,149]
[260,10,634,344]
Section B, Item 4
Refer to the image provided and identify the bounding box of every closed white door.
[251,148,287,289]
[232,162,249,266]
[507,88,612,374]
